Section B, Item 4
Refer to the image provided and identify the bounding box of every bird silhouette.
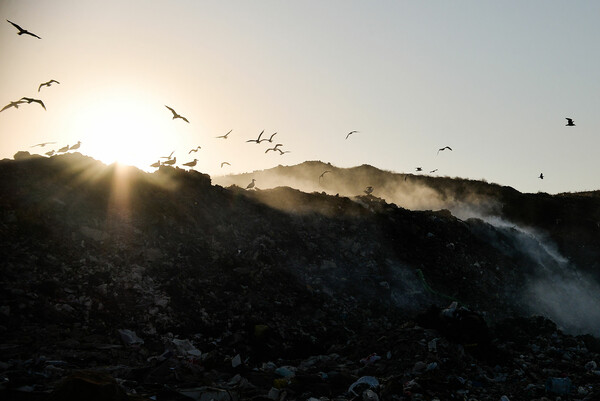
[1,100,25,112]
[345,130,358,139]
[565,118,575,126]
[437,146,452,155]
[246,130,264,143]
[160,151,174,160]
[38,80,60,92]
[57,145,69,153]
[319,170,331,182]
[7,20,41,39]
[216,130,232,139]
[246,179,256,189]
[183,159,198,167]
[162,157,176,166]
[221,162,231,168]
[69,141,81,151]
[429,169,438,173]
[276,149,291,155]
[150,160,161,168]
[265,144,284,153]
[165,105,189,122]
[188,146,201,154]
[364,186,374,195]
[415,167,422,172]
[539,173,544,179]
[45,150,55,157]
[260,132,277,143]
[20,97,46,110]
[30,141,56,148]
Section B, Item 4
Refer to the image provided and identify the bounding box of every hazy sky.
[1,1,598,194]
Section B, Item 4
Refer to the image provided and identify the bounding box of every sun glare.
[68,92,176,171]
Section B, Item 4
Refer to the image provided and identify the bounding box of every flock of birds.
[3,19,577,191]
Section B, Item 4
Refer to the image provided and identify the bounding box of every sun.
[67,91,181,171]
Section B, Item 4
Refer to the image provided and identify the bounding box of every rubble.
[1,154,599,400]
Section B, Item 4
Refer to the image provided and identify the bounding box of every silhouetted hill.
[1,154,600,400]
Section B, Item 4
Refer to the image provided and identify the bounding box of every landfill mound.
[1,153,600,400]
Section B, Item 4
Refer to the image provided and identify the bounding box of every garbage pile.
[1,154,599,400]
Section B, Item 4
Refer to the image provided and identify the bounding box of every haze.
[1,1,599,194]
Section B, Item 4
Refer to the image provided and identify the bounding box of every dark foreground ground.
[1,154,600,400]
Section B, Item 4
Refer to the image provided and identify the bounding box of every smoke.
[470,215,600,336]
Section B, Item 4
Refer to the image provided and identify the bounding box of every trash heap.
[0,154,599,400]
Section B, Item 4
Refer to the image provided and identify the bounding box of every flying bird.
[429,169,438,173]
[216,130,232,139]
[69,141,81,151]
[221,162,231,168]
[277,149,291,155]
[162,157,176,166]
[415,167,423,172]
[260,132,278,143]
[183,159,198,167]
[246,130,264,143]
[6,20,41,39]
[565,118,575,126]
[20,97,46,110]
[30,141,56,148]
[345,131,358,139]
[539,173,544,179]
[165,105,189,123]
[38,80,60,92]
[246,179,256,190]
[1,100,25,112]
[57,145,70,153]
[188,146,201,154]
[319,170,331,182]
[364,186,374,195]
[265,144,284,153]
[437,146,452,155]
[45,150,55,157]
[160,151,174,160]
[150,160,161,168]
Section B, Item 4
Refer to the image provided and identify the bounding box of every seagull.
[415,167,422,172]
[165,105,189,122]
[437,146,452,155]
[57,145,69,153]
[6,20,41,39]
[150,160,161,168]
[188,146,201,154]
[260,132,277,143]
[38,80,60,92]
[539,173,544,179]
[216,130,232,139]
[183,159,198,167]
[345,130,358,140]
[160,151,174,160]
[565,118,575,126]
[220,162,231,168]
[246,179,256,189]
[429,169,438,173]
[265,144,284,153]
[30,141,56,148]
[45,150,55,157]
[364,186,374,195]
[20,97,46,110]
[1,100,25,112]
[69,141,81,151]
[246,130,264,143]
[319,170,331,182]
[276,149,291,155]
[162,157,176,166]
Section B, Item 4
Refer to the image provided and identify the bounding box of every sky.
[1,0,599,194]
